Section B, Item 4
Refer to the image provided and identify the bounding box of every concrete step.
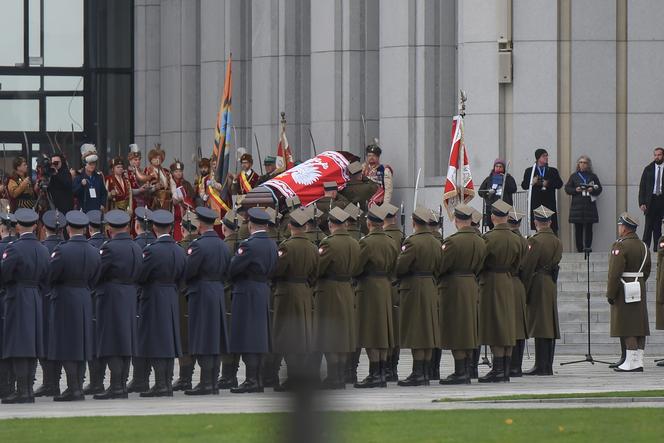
[562,331,664,345]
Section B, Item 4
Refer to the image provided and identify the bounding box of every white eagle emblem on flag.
[290,163,322,186]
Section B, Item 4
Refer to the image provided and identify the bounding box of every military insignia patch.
[441,244,446,251]
[318,247,326,255]
[278,250,284,257]
[99,250,104,255]
[1,252,6,260]
[401,245,407,252]
[237,247,244,255]
[612,249,620,255]
[187,248,193,255]
[660,241,664,249]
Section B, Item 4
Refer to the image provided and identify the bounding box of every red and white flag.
[276,117,294,172]
[442,115,474,215]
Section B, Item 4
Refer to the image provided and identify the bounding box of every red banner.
[263,151,351,206]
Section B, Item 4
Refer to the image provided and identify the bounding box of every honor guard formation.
[0,142,660,405]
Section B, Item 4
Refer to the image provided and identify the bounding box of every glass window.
[44,76,84,91]
[0,100,39,131]
[44,0,84,67]
[46,96,84,132]
[0,76,40,91]
[28,0,41,60]
[0,0,24,66]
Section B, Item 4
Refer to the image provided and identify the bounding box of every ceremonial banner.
[443,115,474,216]
[276,117,294,172]
[263,151,351,206]
[210,55,233,216]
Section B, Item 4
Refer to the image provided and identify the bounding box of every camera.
[581,181,599,197]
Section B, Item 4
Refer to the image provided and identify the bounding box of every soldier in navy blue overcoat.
[0,214,16,399]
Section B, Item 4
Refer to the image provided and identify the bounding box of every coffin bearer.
[93,210,143,400]
[396,206,442,386]
[137,210,186,397]
[507,209,529,377]
[1,209,50,404]
[48,211,101,401]
[271,208,319,391]
[354,205,398,388]
[183,207,231,395]
[521,206,563,376]
[478,200,522,383]
[608,213,650,372]
[229,208,278,393]
[438,204,486,385]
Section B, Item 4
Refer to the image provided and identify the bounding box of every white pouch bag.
[620,242,647,304]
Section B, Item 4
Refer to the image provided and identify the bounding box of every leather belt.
[276,277,309,284]
[320,275,351,282]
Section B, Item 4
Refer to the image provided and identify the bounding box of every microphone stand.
[561,225,611,366]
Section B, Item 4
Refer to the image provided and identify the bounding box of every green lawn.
[2,409,663,442]
[434,389,664,402]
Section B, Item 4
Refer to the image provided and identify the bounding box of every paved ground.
[1,352,663,419]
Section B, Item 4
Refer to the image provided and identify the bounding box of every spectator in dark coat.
[564,155,602,253]
[46,154,73,214]
[521,149,563,234]
[479,159,518,229]
[638,147,664,251]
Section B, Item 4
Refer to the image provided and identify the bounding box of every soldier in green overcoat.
[339,161,377,234]
[342,202,363,383]
[261,207,283,388]
[304,205,324,246]
[395,206,442,387]
[607,213,651,372]
[521,205,563,376]
[272,208,319,391]
[438,204,486,385]
[315,207,360,389]
[428,209,444,380]
[354,205,398,388]
[507,209,529,377]
[382,203,404,381]
[316,182,350,235]
[478,200,522,383]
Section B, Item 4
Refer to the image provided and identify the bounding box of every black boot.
[344,350,360,384]
[397,360,427,387]
[0,359,14,399]
[127,357,151,393]
[542,339,554,376]
[173,359,194,392]
[469,347,480,379]
[609,338,627,369]
[2,359,33,404]
[354,361,383,388]
[430,349,442,380]
[523,339,543,376]
[261,354,277,388]
[321,360,345,390]
[34,360,61,397]
[140,359,172,397]
[54,361,85,402]
[231,354,264,394]
[94,357,128,400]
[478,356,505,383]
[503,356,511,382]
[218,358,239,389]
[510,340,524,377]
[386,348,400,382]
[186,356,216,396]
[83,359,105,395]
[440,358,470,385]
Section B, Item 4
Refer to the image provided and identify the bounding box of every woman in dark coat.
[564,155,602,252]
[479,159,517,229]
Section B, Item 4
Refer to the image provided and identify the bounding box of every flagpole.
[457,90,467,206]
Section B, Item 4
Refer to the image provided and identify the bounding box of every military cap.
[453,204,473,221]
[508,209,524,224]
[470,208,482,225]
[86,210,103,227]
[328,206,350,224]
[222,210,238,230]
[0,212,12,226]
[248,207,270,225]
[348,161,363,175]
[367,205,387,223]
[533,205,555,221]
[182,210,200,233]
[323,181,338,191]
[195,206,218,225]
[617,212,639,229]
[66,210,89,228]
[285,196,301,209]
[289,208,310,227]
[134,206,152,221]
[42,210,68,230]
[264,156,276,165]
[382,202,399,218]
[412,206,431,224]
[15,208,39,226]
[428,209,440,226]
[264,207,278,225]
[106,210,131,228]
[491,200,512,217]
[366,144,382,156]
[240,153,254,163]
[150,209,174,226]
[344,203,362,221]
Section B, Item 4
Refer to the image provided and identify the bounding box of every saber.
[526,162,536,231]
[500,160,511,201]
[361,114,367,147]
[400,202,406,242]
[253,133,264,175]
[45,132,56,155]
[413,167,422,209]
[307,128,318,157]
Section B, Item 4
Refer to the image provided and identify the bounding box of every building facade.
[134,0,664,251]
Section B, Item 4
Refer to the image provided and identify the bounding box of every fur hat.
[110,157,125,169]
[148,144,165,163]
[80,143,98,164]
[170,159,184,172]
[128,144,141,160]
[198,158,211,169]
[240,153,253,164]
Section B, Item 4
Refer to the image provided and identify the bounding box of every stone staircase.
[553,252,664,355]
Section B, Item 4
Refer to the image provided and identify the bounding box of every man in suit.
[638,147,664,251]
[521,148,563,234]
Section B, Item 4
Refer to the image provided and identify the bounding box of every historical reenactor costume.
[228,208,278,394]
[0,214,17,400]
[231,153,260,196]
[137,210,187,397]
[93,210,143,400]
[314,207,360,389]
[478,200,523,383]
[507,209,529,377]
[48,211,101,401]
[271,208,319,391]
[181,207,231,395]
[127,144,149,209]
[170,160,195,242]
[194,158,212,207]
[395,206,442,387]
[354,205,398,388]
[438,204,486,385]
[0,209,49,404]
[73,144,108,212]
[381,203,403,382]
[521,149,563,233]
[521,205,563,376]
[257,156,279,186]
[362,144,393,206]
[106,157,133,212]
[145,145,176,211]
[7,157,37,211]
[607,213,651,372]
[33,210,66,398]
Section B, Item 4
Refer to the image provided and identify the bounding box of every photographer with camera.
[45,153,74,214]
[564,155,603,253]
